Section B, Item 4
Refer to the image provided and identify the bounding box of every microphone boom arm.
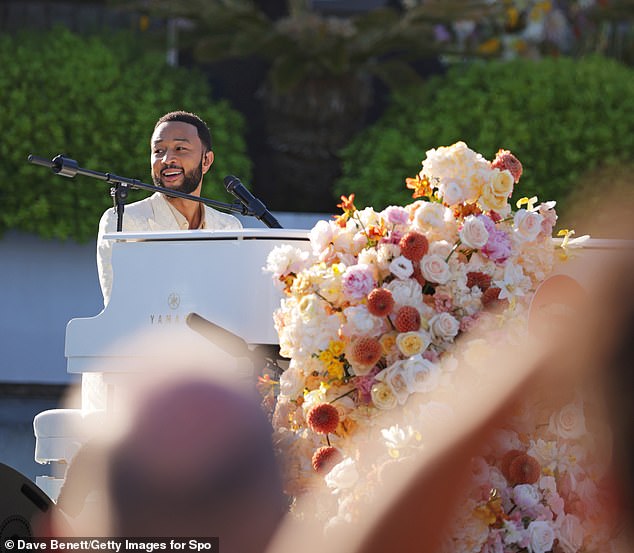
[27,154,253,221]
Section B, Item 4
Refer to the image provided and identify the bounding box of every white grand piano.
[33,228,311,499]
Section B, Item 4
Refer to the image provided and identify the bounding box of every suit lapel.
[148,193,177,230]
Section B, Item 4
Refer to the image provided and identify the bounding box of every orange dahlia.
[312,446,343,473]
[399,231,429,262]
[394,306,421,332]
[349,336,383,368]
[367,288,395,317]
[307,403,340,435]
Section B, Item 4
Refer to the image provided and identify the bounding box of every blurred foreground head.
[51,327,286,553]
[108,378,287,547]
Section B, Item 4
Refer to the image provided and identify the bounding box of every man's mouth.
[161,167,184,182]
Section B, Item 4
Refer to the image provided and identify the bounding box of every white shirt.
[96,192,242,305]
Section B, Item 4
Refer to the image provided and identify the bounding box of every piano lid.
[66,229,311,374]
[102,228,311,242]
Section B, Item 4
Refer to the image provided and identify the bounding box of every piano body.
[33,228,310,499]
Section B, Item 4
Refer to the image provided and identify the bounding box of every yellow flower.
[516,196,539,211]
[371,382,397,410]
[328,340,345,357]
[396,331,427,357]
[479,169,514,212]
[379,332,398,355]
[327,359,345,380]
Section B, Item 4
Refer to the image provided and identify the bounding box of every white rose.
[265,244,309,276]
[332,227,355,254]
[420,254,451,284]
[527,521,555,553]
[514,209,544,243]
[413,201,447,230]
[439,179,466,206]
[396,330,431,357]
[429,240,453,259]
[557,515,584,553]
[404,355,440,394]
[459,215,489,249]
[429,312,460,342]
[370,381,398,410]
[376,362,411,405]
[385,278,424,310]
[325,458,359,493]
[342,305,385,338]
[512,484,541,510]
[548,402,586,440]
[279,364,305,399]
[389,255,414,279]
[309,219,334,253]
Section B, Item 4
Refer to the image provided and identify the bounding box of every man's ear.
[202,150,214,175]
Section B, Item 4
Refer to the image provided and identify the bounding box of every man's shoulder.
[99,194,160,232]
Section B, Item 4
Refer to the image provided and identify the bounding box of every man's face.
[150,121,213,195]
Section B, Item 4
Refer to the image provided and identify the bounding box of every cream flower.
[265,244,310,277]
[279,363,305,399]
[429,312,460,343]
[479,168,514,212]
[370,381,398,410]
[514,208,544,243]
[396,330,431,356]
[384,278,425,310]
[412,201,456,241]
[381,424,420,455]
[527,521,555,553]
[342,304,385,338]
[325,458,359,493]
[459,215,490,249]
[309,219,335,253]
[548,402,586,441]
[376,362,411,405]
[420,254,451,284]
[404,355,440,394]
[389,255,414,279]
[557,515,584,553]
[513,484,541,510]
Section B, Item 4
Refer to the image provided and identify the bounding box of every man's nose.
[161,149,178,164]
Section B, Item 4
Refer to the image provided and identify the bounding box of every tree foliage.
[0,28,251,242]
[335,56,634,214]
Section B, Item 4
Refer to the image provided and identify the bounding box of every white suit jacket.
[97,192,242,305]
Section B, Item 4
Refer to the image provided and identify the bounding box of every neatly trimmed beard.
[153,158,203,195]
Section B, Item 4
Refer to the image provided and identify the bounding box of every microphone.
[224,175,282,229]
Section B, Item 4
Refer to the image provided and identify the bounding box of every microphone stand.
[27,154,278,230]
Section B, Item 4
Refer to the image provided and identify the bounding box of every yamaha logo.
[167,293,181,310]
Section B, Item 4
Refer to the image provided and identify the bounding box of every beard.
[153,158,203,195]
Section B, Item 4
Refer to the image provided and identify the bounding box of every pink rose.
[459,215,490,249]
[383,205,410,225]
[342,264,376,300]
[482,230,512,263]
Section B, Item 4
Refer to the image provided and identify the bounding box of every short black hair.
[154,111,212,152]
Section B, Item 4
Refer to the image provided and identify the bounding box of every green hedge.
[0,29,251,242]
[336,56,634,212]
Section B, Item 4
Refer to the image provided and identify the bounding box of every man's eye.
[153,150,164,155]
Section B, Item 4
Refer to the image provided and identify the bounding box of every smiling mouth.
[161,167,183,178]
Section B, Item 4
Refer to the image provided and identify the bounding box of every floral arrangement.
[263,142,609,552]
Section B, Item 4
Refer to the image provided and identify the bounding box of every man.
[97,111,242,305]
